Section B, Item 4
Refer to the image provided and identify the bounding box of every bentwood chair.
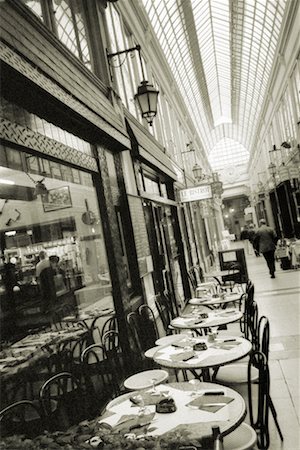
[213,302,260,383]
[155,293,176,336]
[39,372,85,431]
[0,400,44,438]
[91,315,117,345]
[248,346,283,447]
[127,311,155,371]
[138,304,161,359]
[213,423,257,450]
[102,330,125,395]
[81,344,115,417]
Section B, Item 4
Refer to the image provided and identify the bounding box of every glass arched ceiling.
[141,0,287,172]
[208,138,249,172]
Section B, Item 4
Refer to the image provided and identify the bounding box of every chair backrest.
[39,372,84,431]
[0,400,44,438]
[155,295,171,334]
[257,316,270,360]
[247,350,270,449]
[81,344,114,415]
[91,315,117,345]
[163,290,178,319]
[126,311,144,353]
[138,304,159,349]
[246,300,259,345]
[102,331,124,395]
[246,281,255,303]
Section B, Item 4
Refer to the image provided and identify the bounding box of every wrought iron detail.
[0,41,130,148]
[0,118,97,171]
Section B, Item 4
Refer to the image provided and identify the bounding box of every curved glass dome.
[142,0,287,173]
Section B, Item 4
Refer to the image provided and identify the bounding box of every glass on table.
[149,377,158,395]
[188,379,202,399]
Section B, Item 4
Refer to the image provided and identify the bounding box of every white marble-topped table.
[189,292,241,307]
[170,309,243,331]
[123,369,169,390]
[101,381,246,440]
[152,335,252,372]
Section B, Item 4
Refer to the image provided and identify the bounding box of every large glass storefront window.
[0,146,112,340]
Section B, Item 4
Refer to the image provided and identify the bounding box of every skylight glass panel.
[142,0,288,173]
[209,138,249,171]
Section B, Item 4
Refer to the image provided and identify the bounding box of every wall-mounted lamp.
[107,45,159,126]
[192,163,204,182]
[268,162,277,177]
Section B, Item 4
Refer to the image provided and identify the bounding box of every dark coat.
[253,225,277,253]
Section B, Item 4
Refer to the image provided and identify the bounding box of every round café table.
[152,335,252,380]
[170,309,243,332]
[189,292,241,307]
[100,381,246,441]
[123,369,169,390]
[203,269,239,279]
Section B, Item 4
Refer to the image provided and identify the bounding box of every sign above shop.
[179,184,212,203]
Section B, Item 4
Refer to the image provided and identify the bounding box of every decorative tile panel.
[0,118,97,171]
[0,41,130,149]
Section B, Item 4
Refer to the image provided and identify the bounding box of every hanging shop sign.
[179,184,212,203]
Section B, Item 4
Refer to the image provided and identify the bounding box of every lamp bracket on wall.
[106,45,159,126]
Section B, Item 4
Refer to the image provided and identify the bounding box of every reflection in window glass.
[0,148,112,341]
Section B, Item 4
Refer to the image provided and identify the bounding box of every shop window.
[0,147,112,340]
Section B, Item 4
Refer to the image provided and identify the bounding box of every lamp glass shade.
[135,81,159,125]
[192,164,203,181]
[268,162,276,177]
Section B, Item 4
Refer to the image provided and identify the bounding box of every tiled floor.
[230,242,300,449]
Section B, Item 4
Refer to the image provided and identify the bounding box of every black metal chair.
[0,400,44,438]
[155,293,175,335]
[102,330,125,395]
[248,351,270,449]
[139,304,159,348]
[90,315,117,345]
[126,311,154,371]
[39,372,85,431]
[81,344,115,417]
[213,301,260,383]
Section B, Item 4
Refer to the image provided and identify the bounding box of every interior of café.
[0,146,113,340]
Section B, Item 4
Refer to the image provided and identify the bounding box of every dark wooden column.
[92,146,131,366]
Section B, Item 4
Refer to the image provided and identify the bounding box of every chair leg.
[268,394,284,441]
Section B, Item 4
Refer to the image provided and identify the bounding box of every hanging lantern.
[134,81,159,126]
[192,164,203,182]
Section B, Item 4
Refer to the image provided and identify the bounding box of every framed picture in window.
[43,186,72,212]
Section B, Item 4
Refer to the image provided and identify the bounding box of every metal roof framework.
[141,0,287,174]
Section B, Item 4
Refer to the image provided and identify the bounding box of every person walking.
[253,219,278,278]
[248,223,259,257]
